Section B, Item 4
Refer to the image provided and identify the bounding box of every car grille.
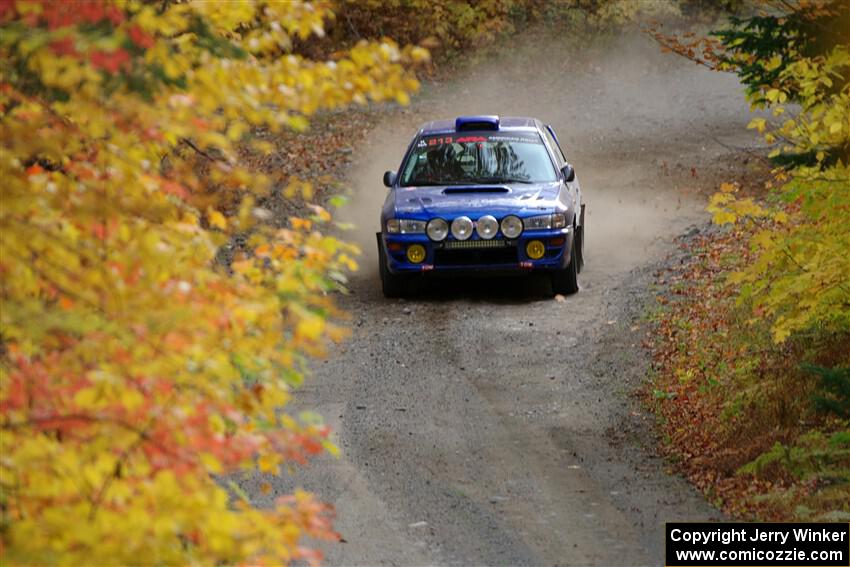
[443,239,508,250]
[434,240,517,266]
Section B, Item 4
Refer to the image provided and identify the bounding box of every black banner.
[666,523,849,566]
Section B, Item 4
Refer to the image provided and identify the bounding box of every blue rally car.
[377,115,585,298]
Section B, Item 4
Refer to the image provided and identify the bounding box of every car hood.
[392,182,563,217]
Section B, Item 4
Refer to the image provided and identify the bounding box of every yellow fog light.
[406,244,426,263]
[526,240,545,260]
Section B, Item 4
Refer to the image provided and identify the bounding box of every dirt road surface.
[240,29,761,566]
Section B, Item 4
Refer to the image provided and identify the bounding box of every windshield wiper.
[404,181,454,186]
[470,177,535,184]
[404,178,535,187]
[408,181,489,187]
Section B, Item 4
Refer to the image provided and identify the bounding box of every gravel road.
[240,28,763,566]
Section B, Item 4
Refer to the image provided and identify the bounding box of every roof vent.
[455,115,499,132]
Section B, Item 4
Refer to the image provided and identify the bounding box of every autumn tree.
[293,0,699,63]
[707,0,850,343]
[651,0,850,343]
[645,0,849,518]
[0,1,426,564]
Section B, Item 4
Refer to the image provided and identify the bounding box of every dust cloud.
[338,29,752,281]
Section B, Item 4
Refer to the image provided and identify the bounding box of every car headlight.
[386,218,426,234]
[523,213,568,230]
[451,216,474,240]
[552,213,567,229]
[500,215,523,239]
[476,215,498,239]
[426,218,449,241]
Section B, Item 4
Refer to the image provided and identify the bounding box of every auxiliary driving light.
[476,215,499,239]
[426,218,449,241]
[406,244,426,264]
[526,240,545,260]
[451,216,474,240]
[500,215,523,239]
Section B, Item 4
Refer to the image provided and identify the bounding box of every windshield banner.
[417,132,542,147]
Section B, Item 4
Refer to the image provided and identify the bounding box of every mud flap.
[376,232,386,273]
[578,204,586,271]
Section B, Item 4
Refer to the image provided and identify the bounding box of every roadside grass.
[645,221,850,520]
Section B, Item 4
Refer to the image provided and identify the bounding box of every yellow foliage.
[708,14,850,343]
[0,1,426,564]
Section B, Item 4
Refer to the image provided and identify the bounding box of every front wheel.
[551,235,579,295]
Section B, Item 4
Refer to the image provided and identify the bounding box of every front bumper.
[379,227,574,275]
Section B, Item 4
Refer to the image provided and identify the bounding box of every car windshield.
[399,131,557,186]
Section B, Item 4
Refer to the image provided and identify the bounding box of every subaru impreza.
[377,115,585,297]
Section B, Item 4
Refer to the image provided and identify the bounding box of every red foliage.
[42,0,123,30]
[0,0,14,20]
[89,49,131,74]
[160,179,189,199]
[127,25,154,49]
[49,36,77,57]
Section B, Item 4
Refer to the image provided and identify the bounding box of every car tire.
[378,239,408,298]
[551,235,579,295]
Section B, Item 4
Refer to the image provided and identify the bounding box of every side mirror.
[561,164,575,183]
[383,170,397,188]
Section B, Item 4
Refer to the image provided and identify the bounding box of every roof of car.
[419,116,540,135]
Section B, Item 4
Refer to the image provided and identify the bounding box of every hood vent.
[443,186,509,194]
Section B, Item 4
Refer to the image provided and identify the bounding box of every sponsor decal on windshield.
[421,132,541,146]
[426,136,454,146]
